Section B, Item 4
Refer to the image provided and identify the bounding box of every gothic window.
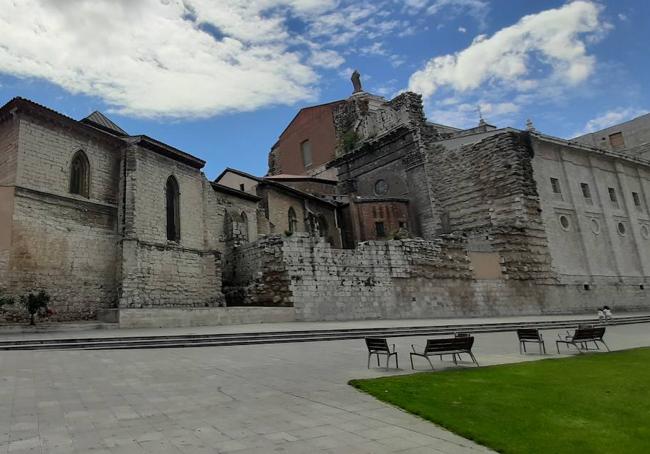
[288,207,298,234]
[318,215,328,238]
[166,176,180,241]
[240,211,249,242]
[69,150,90,198]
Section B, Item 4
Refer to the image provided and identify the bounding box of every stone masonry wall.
[0,117,18,290]
[119,146,223,308]
[425,132,553,281]
[1,115,120,322]
[226,234,650,321]
[222,235,292,306]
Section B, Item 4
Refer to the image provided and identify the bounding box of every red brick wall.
[355,201,409,241]
[271,102,342,175]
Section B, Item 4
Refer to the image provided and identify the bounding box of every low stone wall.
[222,236,292,306]
[225,234,650,322]
[119,239,223,308]
[118,306,295,328]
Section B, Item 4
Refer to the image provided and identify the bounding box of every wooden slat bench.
[410,337,479,370]
[556,327,609,354]
[365,337,398,369]
[517,328,546,354]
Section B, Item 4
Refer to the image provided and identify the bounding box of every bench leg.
[599,340,610,352]
[519,341,522,355]
[395,353,399,369]
[556,341,561,354]
[410,353,415,370]
[523,342,527,353]
[368,353,371,369]
[469,352,479,367]
[377,354,381,367]
[541,341,546,355]
[425,355,434,370]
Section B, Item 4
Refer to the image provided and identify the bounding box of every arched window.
[70,150,89,197]
[317,215,328,238]
[288,207,298,234]
[240,211,249,242]
[166,176,180,241]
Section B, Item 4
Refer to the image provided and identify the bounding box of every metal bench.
[556,327,610,354]
[517,328,546,354]
[365,337,398,369]
[410,337,479,370]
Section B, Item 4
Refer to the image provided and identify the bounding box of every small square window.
[375,222,385,238]
[550,178,561,194]
[632,192,641,207]
[608,187,618,203]
[608,132,625,150]
[239,183,245,191]
[580,183,591,199]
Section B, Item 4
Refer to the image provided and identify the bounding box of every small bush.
[20,290,51,325]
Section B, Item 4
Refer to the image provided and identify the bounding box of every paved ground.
[1,322,649,454]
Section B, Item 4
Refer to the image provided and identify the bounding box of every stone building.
[1,77,649,327]
[0,97,289,326]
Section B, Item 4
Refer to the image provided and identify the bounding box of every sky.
[0,0,648,178]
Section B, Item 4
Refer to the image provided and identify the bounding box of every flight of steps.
[1,314,648,351]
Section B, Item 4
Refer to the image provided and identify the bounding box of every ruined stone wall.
[222,235,292,306]
[425,132,553,281]
[225,234,649,321]
[2,116,121,321]
[119,146,223,308]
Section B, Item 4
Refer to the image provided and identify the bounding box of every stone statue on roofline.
[351,70,363,93]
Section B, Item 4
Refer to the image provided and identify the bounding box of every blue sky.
[0,0,648,178]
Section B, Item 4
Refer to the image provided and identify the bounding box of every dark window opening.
[583,284,590,291]
[580,183,591,199]
[632,192,641,207]
[166,176,180,241]
[239,183,245,191]
[550,177,561,194]
[608,187,618,204]
[375,222,385,238]
[288,207,298,234]
[70,150,90,198]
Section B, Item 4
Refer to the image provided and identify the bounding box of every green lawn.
[350,348,650,454]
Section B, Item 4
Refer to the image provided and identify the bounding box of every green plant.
[0,290,15,307]
[21,290,50,325]
[341,130,360,153]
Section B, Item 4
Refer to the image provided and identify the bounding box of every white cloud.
[308,49,345,69]
[409,1,606,99]
[428,101,519,128]
[574,107,648,136]
[0,0,331,118]
[405,0,489,27]
[458,26,467,33]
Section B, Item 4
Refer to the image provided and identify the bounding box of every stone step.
[1,315,647,351]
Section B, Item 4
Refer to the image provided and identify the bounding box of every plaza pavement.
[1,320,649,454]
